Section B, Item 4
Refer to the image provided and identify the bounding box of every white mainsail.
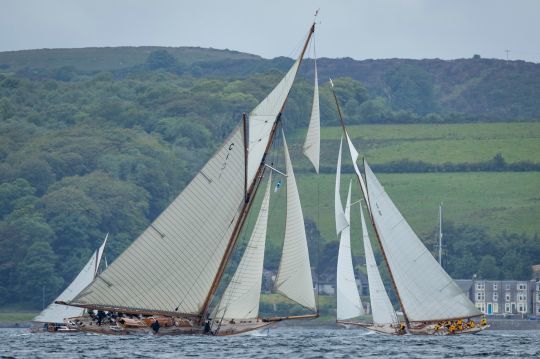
[364,160,481,322]
[34,235,108,323]
[70,126,247,316]
[334,136,348,235]
[274,132,317,311]
[213,175,272,320]
[68,30,315,317]
[336,180,364,320]
[302,58,320,173]
[359,206,397,325]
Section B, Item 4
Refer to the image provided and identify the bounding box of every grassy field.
[289,122,540,168]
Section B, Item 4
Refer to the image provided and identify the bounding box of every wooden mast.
[329,83,411,329]
[199,23,316,322]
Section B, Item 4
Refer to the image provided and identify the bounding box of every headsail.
[274,132,316,311]
[34,235,108,323]
[359,206,397,325]
[334,136,348,235]
[336,180,364,320]
[302,58,320,173]
[213,175,272,320]
[364,160,481,322]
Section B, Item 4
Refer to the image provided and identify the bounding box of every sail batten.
[213,175,272,320]
[360,206,397,325]
[364,160,481,322]
[34,235,108,323]
[274,132,316,311]
[336,180,364,320]
[302,59,320,173]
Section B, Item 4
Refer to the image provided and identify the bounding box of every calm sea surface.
[1,327,539,358]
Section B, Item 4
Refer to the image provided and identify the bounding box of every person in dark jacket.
[151,319,160,334]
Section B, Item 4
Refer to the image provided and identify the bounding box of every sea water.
[1,327,539,358]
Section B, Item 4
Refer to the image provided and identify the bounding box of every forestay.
[275,132,316,311]
[359,206,397,325]
[35,235,108,323]
[334,137,348,236]
[70,126,246,316]
[213,175,272,320]
[364,160,481,322]
[336,181,364,320]
[302,58,320,173]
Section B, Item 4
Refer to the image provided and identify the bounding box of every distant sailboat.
[331,81,487,335]
[32,234,108,332]
[334,142,399,334]
[57,23,319,336]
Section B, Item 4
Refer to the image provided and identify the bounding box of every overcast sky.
[2,0,540,62]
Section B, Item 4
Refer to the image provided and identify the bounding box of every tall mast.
[329,83,411,328]
[199,23,316,321]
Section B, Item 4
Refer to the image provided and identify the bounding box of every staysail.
[302,58,320,173]
[336,180,364,320]
[34,235,108,323]
[213,175,272,320]
[359,206,397,325]
[364,160,481,322]
[68,25,316,318]
[274,132,316,311]
[334,136,348,235]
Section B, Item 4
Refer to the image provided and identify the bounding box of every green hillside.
[0,46,259,72]
[0,46,539,309]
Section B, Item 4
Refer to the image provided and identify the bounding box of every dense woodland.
[0,47,539,308]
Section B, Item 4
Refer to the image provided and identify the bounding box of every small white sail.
[213,175,272,320]
[364,160,481,322]
[334,136,348,236]
[359,206,397,325]
[302,59,320,173]
[34,235,108,323]
[336,181,364,320]
[274,131,316,311]
[344,133,369,208]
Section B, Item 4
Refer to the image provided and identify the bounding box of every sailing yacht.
[334,138,401,335]
[57,23,319,336]
[331,81,488,336]
[31,234,108,332]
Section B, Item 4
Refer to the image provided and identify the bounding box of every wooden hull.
[65,315,279,336]
[408,323,490,336]
[337,320,489,336]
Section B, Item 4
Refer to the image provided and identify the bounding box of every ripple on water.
[1,328,539,358]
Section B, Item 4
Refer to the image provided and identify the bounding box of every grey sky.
[2,0,540,62]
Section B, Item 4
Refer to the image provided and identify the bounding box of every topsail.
[302,58,320,173]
